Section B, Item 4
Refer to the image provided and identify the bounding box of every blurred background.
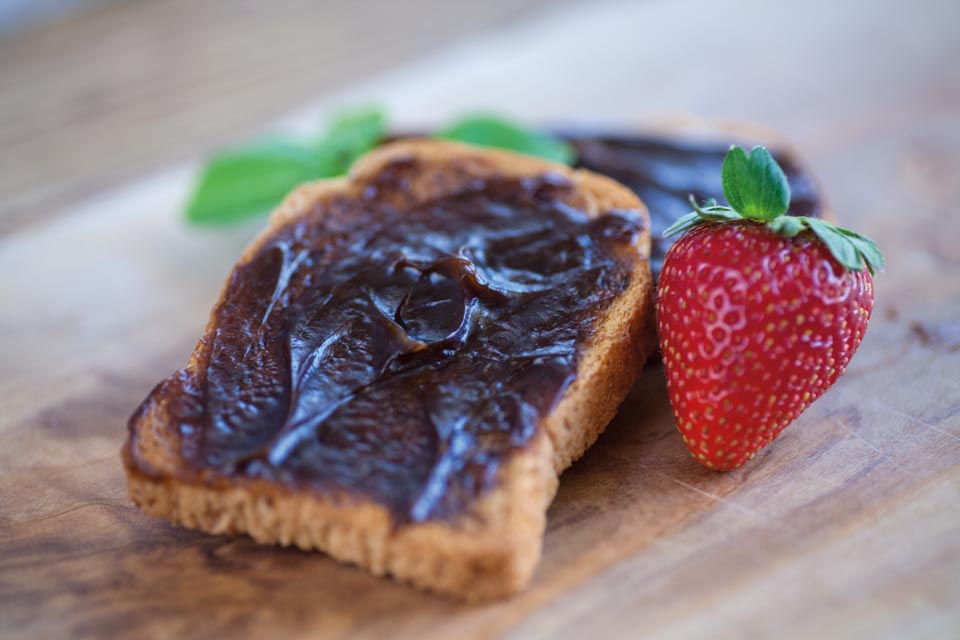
[2,0,957,238]
[0,0,575,235]
[2,2,959,638]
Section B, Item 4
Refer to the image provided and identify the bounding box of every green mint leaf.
[721,145,791,221]
[805,217,864,271]
[185,107,386,225]
[186,138,322,224]
[313,106,387,176]
[438,115,575,165]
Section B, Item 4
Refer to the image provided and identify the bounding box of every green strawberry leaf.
[662,212,705,238]
[722,145,791,221]
[663,196,742,237]
[438,115,576,165]
[688,195,742,221]
[185,138,323,225]
[805,217,864,272]
[766,215,805,237]
[836,227,885,274]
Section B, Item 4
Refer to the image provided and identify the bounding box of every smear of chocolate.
[128,165,646,522]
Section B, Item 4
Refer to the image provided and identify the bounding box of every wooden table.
[2,0,959,637]
[0,0,562,236]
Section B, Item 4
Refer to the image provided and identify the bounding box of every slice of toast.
[123,139,656,601]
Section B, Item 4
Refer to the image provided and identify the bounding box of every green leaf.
[662,212,704,238]
[185,138,322,224]
[663,200,742,237]
[764,216,884,275]
[766,215,805,237]
[688,195,742,221]
[313,106,387,176]
[805,217,864,271]
[836,227,885,274]
[721,145,791,221]
[438,115,575,165]
[185,107,387,225]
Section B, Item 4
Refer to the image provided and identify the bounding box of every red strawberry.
[657,145,882,470]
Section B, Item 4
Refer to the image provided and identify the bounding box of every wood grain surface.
[2,0,959,638]
[0,0,563,236]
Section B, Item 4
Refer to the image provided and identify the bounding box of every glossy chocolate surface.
[129,163,645,521]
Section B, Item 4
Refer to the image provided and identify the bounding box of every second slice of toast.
[123,140,655,600]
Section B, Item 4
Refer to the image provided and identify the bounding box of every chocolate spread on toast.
[129,162,644,521]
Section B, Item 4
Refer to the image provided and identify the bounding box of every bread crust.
[124,139,655,601]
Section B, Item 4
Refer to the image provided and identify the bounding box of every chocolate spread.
[128,163,645,521]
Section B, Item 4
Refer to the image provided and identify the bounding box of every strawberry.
[657,145,882,470]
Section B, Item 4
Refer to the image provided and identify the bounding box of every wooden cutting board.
[2,0,959,638]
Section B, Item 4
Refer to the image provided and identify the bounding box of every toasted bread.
[123,139,656,601]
